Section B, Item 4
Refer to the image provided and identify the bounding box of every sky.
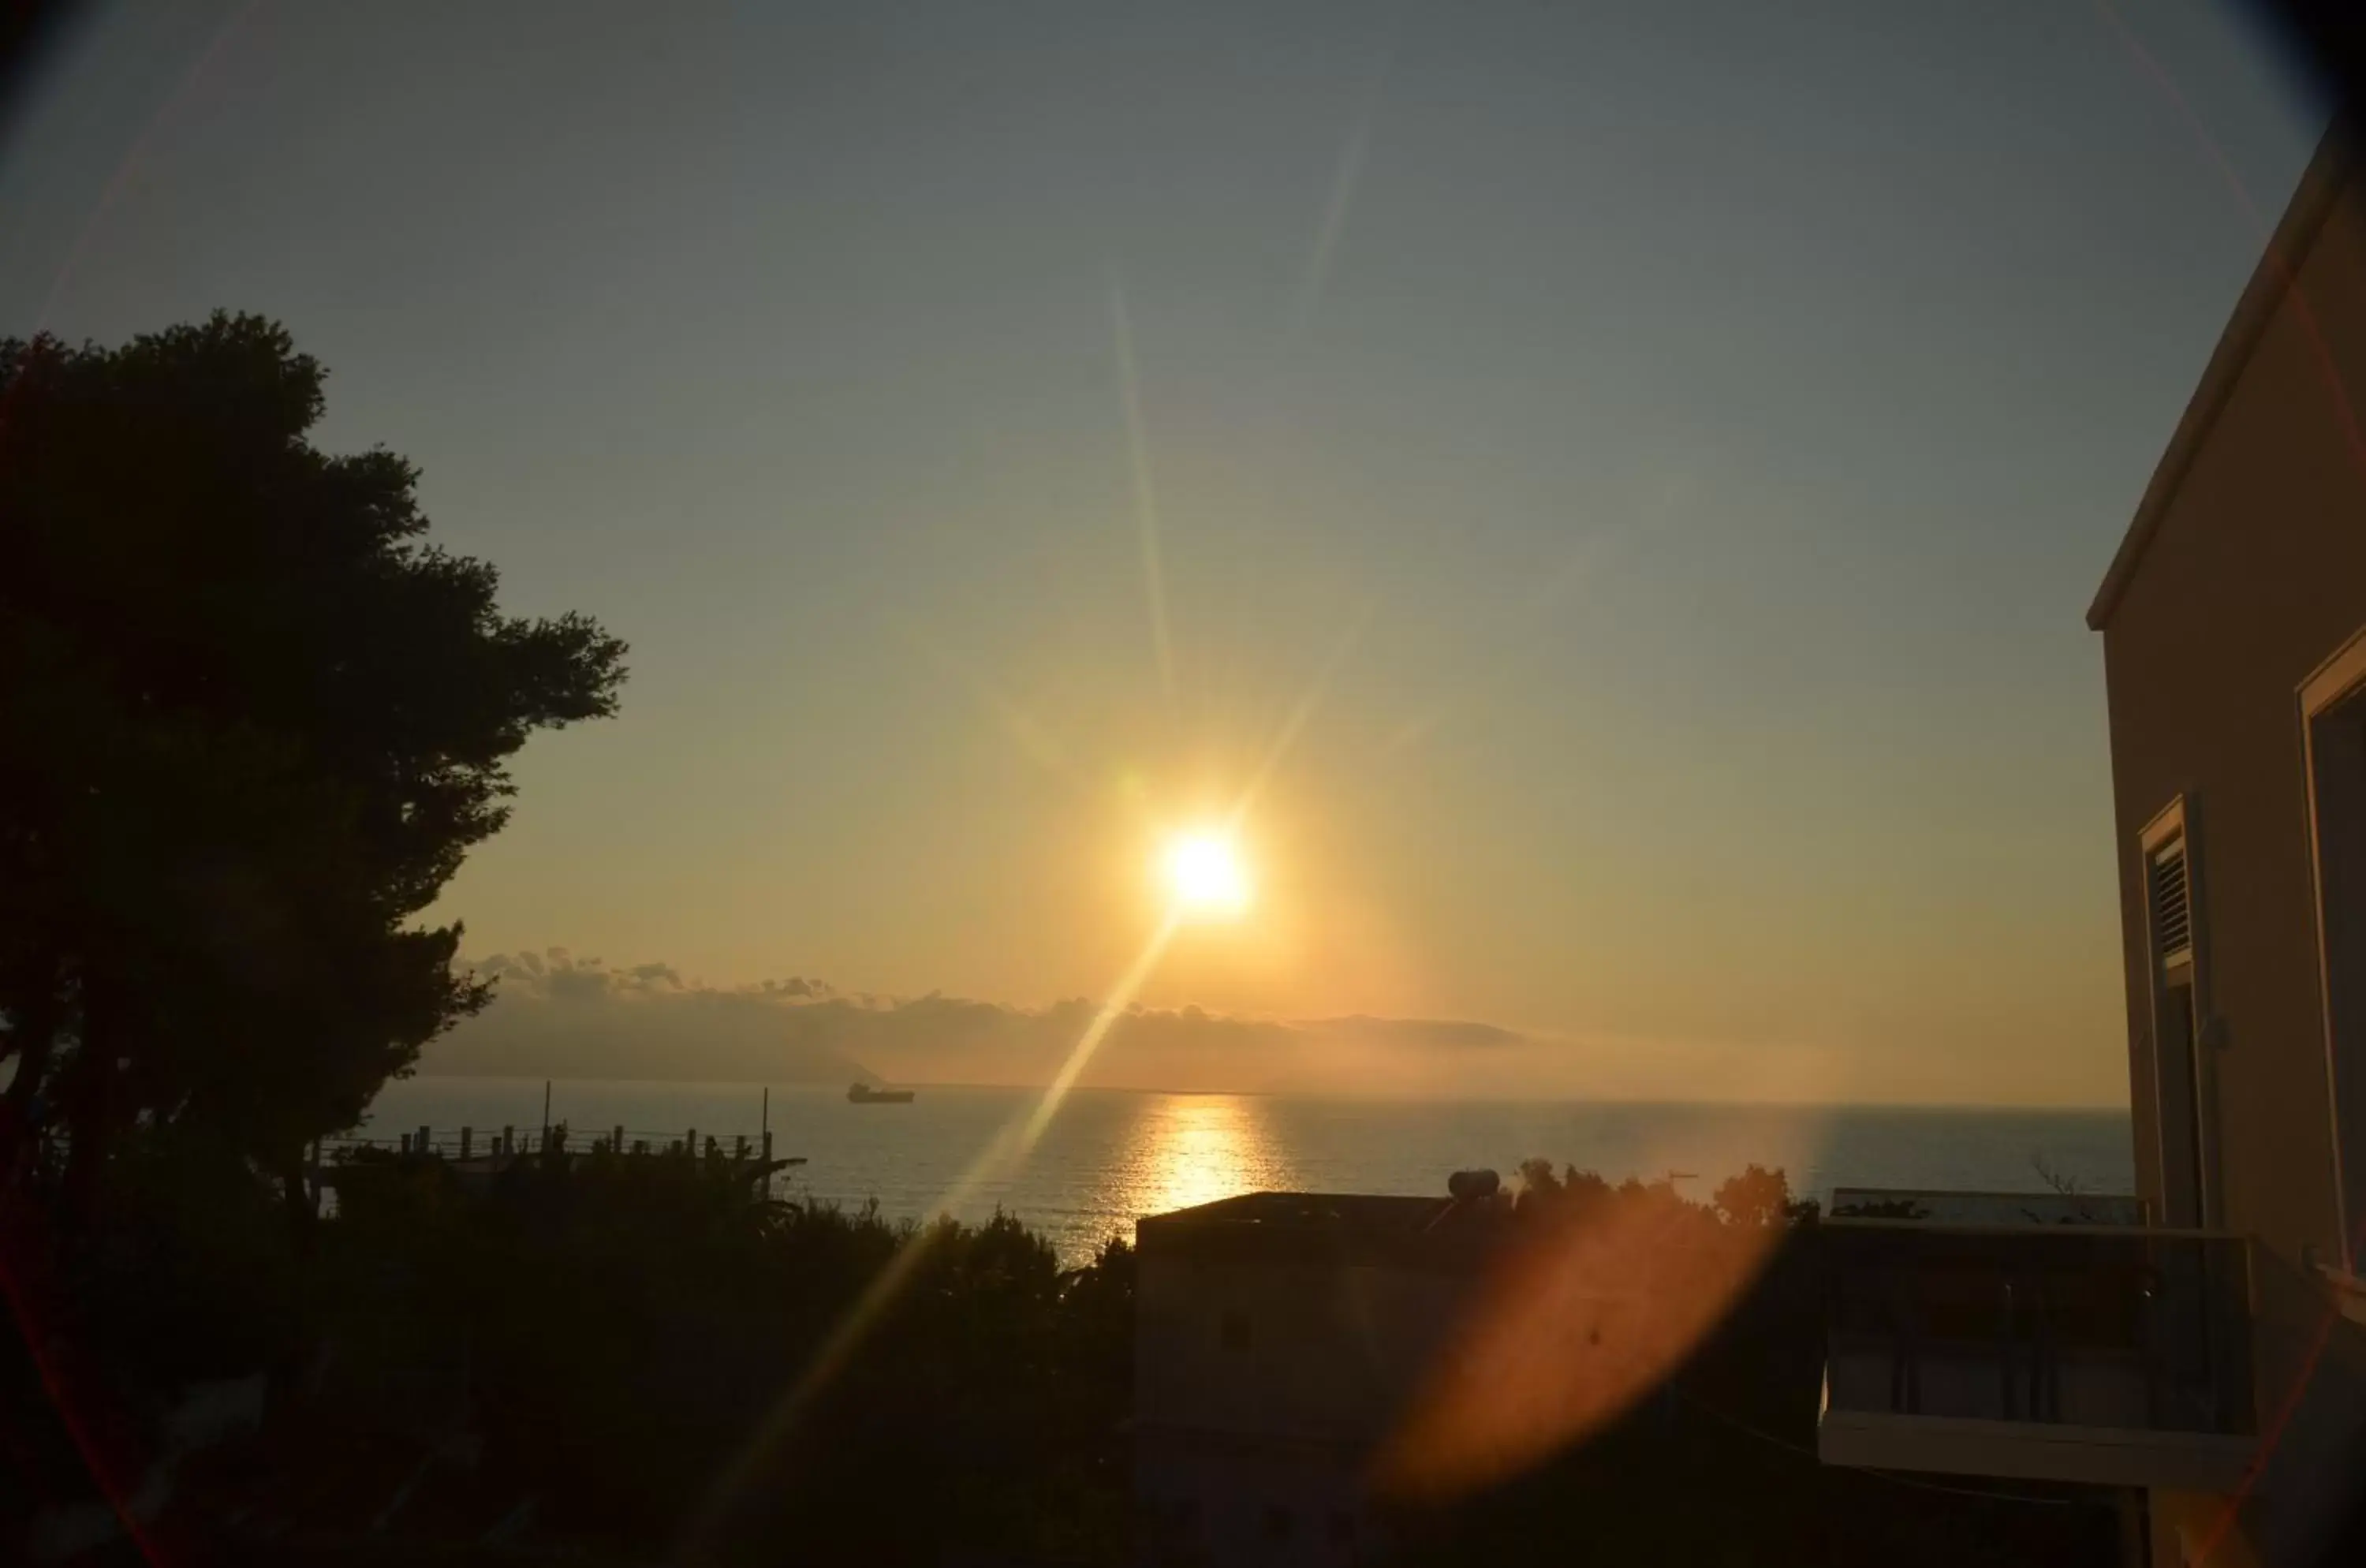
[0,1,2331,1103]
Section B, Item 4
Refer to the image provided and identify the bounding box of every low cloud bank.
[423,950,1539,1095]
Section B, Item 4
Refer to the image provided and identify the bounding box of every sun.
[1162,831,1252,918]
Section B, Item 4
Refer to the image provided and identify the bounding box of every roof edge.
[2088,119,2359,631]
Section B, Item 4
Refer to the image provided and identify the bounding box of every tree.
[1711,1163,1815,1228]
[0,312,626,1228]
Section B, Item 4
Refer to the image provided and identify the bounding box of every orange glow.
[1372,1197,1782,1502]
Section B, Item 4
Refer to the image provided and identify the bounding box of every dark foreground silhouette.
[2,1132,1133,1564]
[0,1141,2127,1566]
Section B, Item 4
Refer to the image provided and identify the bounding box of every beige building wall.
[2097,162,2366,1262]
[1136,1251,1473,1445]
[2092,131,2366,1565]
[1133,1204,1494,1565]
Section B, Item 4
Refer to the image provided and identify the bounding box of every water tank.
[1447,1168,1500,1200]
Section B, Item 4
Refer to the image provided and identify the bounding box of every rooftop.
[1136,1189,1516,1269]
[1147,1191,1463,1230]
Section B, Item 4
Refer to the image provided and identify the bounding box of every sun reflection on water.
[1110,1094,1297,1222]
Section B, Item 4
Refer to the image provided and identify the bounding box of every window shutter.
[2151,838,2193,963]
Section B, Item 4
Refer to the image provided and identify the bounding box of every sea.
[360,1077,2136,1268]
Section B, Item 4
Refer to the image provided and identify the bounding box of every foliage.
[294,1151,1136,1562]
[2,1144,1138,1562]
[1714,1162,1821,1227]
[1513,1157,1819,1228]
[0,312,626,1201]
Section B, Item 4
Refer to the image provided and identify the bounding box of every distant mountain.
[424,958,875,1083]
[431,950,1551,1096]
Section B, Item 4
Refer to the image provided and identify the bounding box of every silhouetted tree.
[0,312,626,1230]
[1513,1156,1563,1208]
[1712,1162,1818,1228]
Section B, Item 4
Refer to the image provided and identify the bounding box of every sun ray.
[1227,601,1375,833]
[895,618,1082,784]
[1385,472,1699,756]
[1292,18,1401,338]
[687,301,1385,1563]
[677,911,1182,1559]
[1110,274,1180,717]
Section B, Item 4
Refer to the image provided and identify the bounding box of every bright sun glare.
[1163,831,1252,918]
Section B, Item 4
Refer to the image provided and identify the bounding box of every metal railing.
[318,1126,782,1164]
[1823,1219,2254,1436]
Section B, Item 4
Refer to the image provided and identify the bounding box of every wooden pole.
[542,1080,551,1139]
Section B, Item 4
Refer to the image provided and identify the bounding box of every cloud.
[433,952,871,1085]
[425,950,1546,1096]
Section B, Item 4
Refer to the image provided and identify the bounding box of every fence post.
[763,1130,774,1163]
[502,1125,514,1157]
[419,1125,431,1157]
[736,1134,747,1162]
[461,1126,472,1159]
[614,1124,625,1156]
[400,1132,411,1155]
[687,1128,697,1163]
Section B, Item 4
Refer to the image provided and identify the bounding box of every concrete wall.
[1133,1241,1481,1564]
[1136,1249,1474,1443]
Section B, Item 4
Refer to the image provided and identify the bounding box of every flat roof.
[1144,1191,1460,1230]
[1136,1189,1512,1269]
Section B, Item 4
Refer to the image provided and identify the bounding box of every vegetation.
[0,313,626,1229]
[3,1137,1136,1562]
[1512,1157,1820,1226]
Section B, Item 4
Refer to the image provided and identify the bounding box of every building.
[1133,1189,1511,1566]
[1133,1176,1793,1564]
[1818,121,2366,1567]
[2088,118,2366,1566]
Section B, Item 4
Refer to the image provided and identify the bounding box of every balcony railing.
[1819,1219,2256,1491]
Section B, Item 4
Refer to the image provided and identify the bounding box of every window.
[1219,1309,1252,1351]
[2303,631,2366,1270]
[2141,801,2212,1228]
